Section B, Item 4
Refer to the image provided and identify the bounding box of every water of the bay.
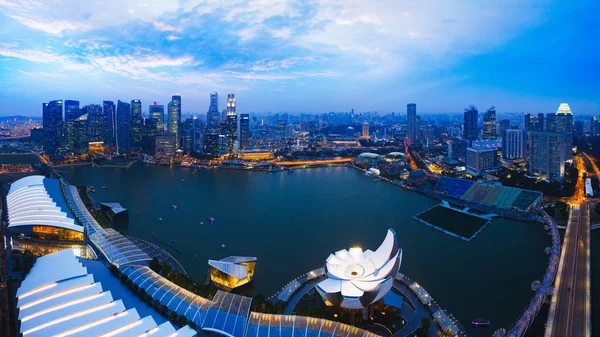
[62,164,549,335]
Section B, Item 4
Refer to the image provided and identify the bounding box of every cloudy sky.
[0,0,598,116]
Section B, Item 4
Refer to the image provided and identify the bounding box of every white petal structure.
[317,229,402,309]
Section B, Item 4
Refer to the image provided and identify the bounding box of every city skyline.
[0,0,598,116]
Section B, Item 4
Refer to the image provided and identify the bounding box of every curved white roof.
[17,249,196,337]
[7,175,82,233]
[317,229,402,309]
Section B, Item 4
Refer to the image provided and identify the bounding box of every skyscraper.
[155,132,176,156]
[72,113,89,152]
[502,129,526,159]
[142,118,157,154]
[498,119,510,137]
[64,100,81,150]
[239,114,250,150]
[167,95,181,147]
[482,106,496,139]
[86,104,104,143]
[224,94,237,153]
[592,117,598,137]
[535,113,545,131]
[554,103,573,162]
[362,122,369,138]
[103,101,116,149]
[406,103,417,145]
[42,100,63,156]
[204,133,220,155]
[130,99,143,149]
[528,131,566,182]
[207,92,220,134]
[463,106,478,141]
[524,113,532,130]
[149,103,165,132]
[116,100,131,154]
[448,139,468,160]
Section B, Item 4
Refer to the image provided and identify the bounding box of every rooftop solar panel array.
[434,177,542,211]
[62,182,151,267]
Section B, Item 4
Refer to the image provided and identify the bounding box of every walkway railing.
[506,211,560,337]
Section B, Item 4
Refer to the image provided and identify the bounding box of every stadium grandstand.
[434,176,542,211]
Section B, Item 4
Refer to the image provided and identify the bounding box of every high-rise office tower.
[149,103,165,132]
[42,100,63,156]
[524,113,532,130]
[406,103,417,145]
[482,106,496,139]
[528,131,566,182]
[239,114,250,149]
[167,95,181,147]
[86,104,104,143]
[142,118,157,154]
[102,101,116,149]
[362,122,369,138]
[463,106,479,141]
[277,120,287,137]
[72,113,89,152]
[502,129,526,159]
[204,133,220,155]
[448,139,468,160]
[498,119,510,137]
[592,117,598,137]
[536,113,545,131]
[64,100,81,150]
[116,100,131,154]
[130,99,143,149]
[181,117,203,154]
[206,92,220,134]
[466,147,497,176]
[574,121,584,138]
[554,103,573,162]
[224,94,237,153]
[155,132,176,156]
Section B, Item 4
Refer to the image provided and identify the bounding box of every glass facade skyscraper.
[406,103,417,145]
[167,95,181,148]
[502,129,525,159]
[131,99,143,149]
[482,106,496,139]
[528,130,566,182]
[64,100,81,150]
[103,101,116,149]
[206,92,220,134]
[239,113,250,150]
[42,100,63,156]
[116,100,131,154]
[86,104,104,143]
[463,105,479,141]
[149,103,165,132]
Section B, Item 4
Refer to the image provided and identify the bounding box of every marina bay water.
[62,164,549,334]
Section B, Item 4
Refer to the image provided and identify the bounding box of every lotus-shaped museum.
[316,229,402,309]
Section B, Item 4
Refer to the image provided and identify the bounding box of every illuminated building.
[554,103,573,162]
[502,129,526,160]
[482,106,496,139]
[88,141,106,154]
[64,100,81,150]
[362,121,369,138]
[204,133,219,155]
[463,105,478,141]
[208,256,257,291]
[226,93,236,116]
[239,150,274,160]
[141,118,157,153]
[16,249,195,337]
[218,134,227,155]
[130,99,143,149]
[524,113,532,130]
[167,95,182,147]
[355,152,382,165]
[72,113,89,152]
[182,117,203,153]
[316,229,402,310]
[30,127,43,147]
[384,152,407,163]
[466,147,497,176]
[528,130,565,182]
[116,100,131,154]
[42,100,63,156]
[407,103,417,145]
[276,120,286,137]
[6,175,83,241]
[86,104,104,142]
[239,114,250,149]
[207,92,220,134]
[149,102,165,132]
[448,139,468,161]
[102,100,116,149]
[155,132,177,156]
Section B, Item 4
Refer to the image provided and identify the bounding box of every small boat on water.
[208,217,215,223]
[200,222,204,225]
[101,186,107,189]
[471,318,491,327]
[171,205,178,210]
[158,217,163,221]
[221,244,226,248]
[181,179,186,182]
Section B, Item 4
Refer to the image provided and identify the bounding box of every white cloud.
[151,20,182,33]
[166,35,181,41]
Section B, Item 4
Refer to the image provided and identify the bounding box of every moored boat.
[472,318,491,327]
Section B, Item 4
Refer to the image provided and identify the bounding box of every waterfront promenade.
[545,203,591,337]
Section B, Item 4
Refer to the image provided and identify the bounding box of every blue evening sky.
[0,0,598,116]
